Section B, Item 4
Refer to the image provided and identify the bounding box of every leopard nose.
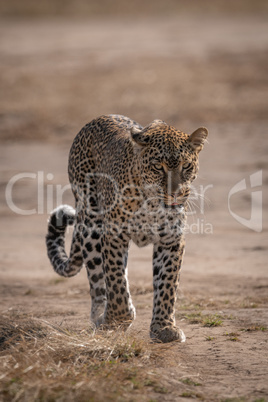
[167,171,181,195]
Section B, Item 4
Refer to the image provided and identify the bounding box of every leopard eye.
[182,162,191,169]
[153,163,163,171]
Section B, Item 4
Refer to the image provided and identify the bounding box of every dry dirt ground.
[0,10,268,402]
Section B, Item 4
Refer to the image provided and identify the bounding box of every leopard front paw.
[93,313,105,328]
[150,322,186,343]
[91,302,106,327]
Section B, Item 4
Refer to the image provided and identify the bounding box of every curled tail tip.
[50,204,75,218]
[46,204,82,277]
[48,204,75,228]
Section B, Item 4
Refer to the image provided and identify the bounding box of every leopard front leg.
[102,233,136,330]
[150,239,186,343]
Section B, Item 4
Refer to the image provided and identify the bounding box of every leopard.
[46,115,208,343]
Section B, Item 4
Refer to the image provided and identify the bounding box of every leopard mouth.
[165,203,184,210]
[164,199,184,209]
[164,194,185,209]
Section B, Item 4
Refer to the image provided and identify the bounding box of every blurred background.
[0,0,267,144]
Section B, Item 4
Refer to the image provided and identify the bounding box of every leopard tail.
[46,205,83,277]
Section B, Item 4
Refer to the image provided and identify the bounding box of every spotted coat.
[46,115,208,343]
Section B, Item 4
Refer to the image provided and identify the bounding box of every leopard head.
[131,120,208,209]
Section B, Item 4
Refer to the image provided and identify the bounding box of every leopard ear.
[188,127,208,152]
[130,126,150,147]
[131,119,166,147]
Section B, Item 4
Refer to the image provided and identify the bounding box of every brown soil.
[0,9,268,402]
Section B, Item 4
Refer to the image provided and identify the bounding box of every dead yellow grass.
[0,316,169,401]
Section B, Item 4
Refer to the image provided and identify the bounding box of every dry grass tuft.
[0,316,159,401]
[0,318,46,351]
